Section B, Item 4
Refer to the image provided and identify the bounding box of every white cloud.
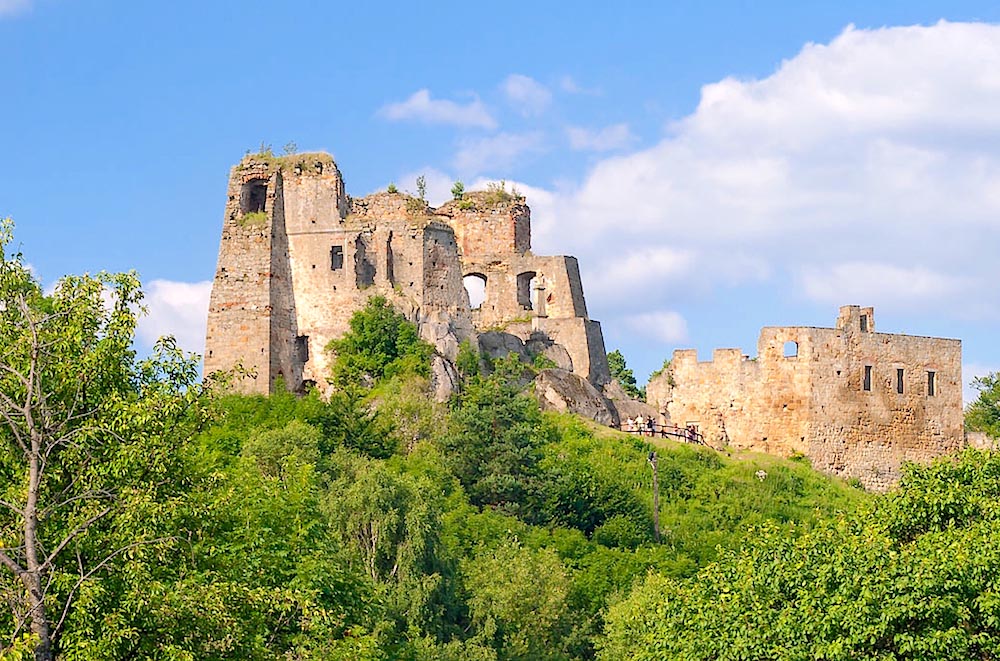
[559,76,601,95]
[454,132,544,176]
[136,280,212,355]
[518,21,1000,329]
[0,0,30,17]
[501,74,552,116]
[379,89,496,129]
[567,123,636,152]
[624,310,689,344]
[799,263,972,310]
[586,247,697,299]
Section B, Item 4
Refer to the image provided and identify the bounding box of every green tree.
[327,296,434,389]
[439,356,548,518]
[599,449,1000,661]
[464,542,573,660]
[450,181,465,201]
[0,222,206,660]
[606,350,643,400]
[966,371,1000,438]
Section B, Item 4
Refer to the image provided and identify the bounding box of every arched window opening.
[517,271,537,310]
[783,341,798,358]
[240,179,268,214]
[463,273,487,309]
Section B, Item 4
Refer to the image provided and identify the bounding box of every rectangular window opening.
[330,245,344,271]
[927,371,936,397]
[897,368,905,394]
[295,335,309,363]
[863,365,872,392]
[860,315,868,332]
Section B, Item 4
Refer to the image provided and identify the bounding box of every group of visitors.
[621,416,703,444]
[623,414,657,436]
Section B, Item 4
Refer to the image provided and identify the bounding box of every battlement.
[647,307,963,491]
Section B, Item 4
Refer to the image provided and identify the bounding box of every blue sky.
[3,0,1000,400]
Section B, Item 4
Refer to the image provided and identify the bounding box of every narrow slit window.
[295,335,309,363]
[863,365,872,391]
[927,371,936,396]
[860,315,868,332]
[897,368,905,394]
[330,245,344,271]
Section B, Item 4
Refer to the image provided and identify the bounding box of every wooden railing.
[619,423,704,445]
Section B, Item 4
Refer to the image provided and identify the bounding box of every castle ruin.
[646,306,964,490]
[204,152,610,398]
[204,152,966,490]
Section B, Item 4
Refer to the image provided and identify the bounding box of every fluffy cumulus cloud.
[567,123,636,152]
[524,21,1000,335]
[624,310,689,345]
[0,0,31,17]
[379,90,496,129]
[454,132,545,176]
[136,280,212,355]
[501,74,552,116]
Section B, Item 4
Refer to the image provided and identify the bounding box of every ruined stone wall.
[442,195,530,257]
[204,163,281,394]
[647,306,963,490]
[805,306,963,490]
[206,152,607,395]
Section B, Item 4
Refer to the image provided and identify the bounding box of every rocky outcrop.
[533,369,618,427]
[603,380,661,425]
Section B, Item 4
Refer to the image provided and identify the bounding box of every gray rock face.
[430,354,460,402]
[533,368,618,427]
[603,380,662,425]
[525,333,574,371]
[478,331,530,363]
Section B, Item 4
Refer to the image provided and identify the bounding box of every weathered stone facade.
[204,152,609,396]
[646,306,963,490]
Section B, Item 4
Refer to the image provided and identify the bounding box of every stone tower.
[205,152,610,395]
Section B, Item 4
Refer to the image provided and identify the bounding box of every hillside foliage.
[2,227,996,659]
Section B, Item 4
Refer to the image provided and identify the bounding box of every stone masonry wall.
[647,306,963,490]
[206,152,609,394]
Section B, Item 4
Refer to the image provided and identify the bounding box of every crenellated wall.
[647,306,963,490]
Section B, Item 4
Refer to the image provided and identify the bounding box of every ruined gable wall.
[439,197,606,383]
